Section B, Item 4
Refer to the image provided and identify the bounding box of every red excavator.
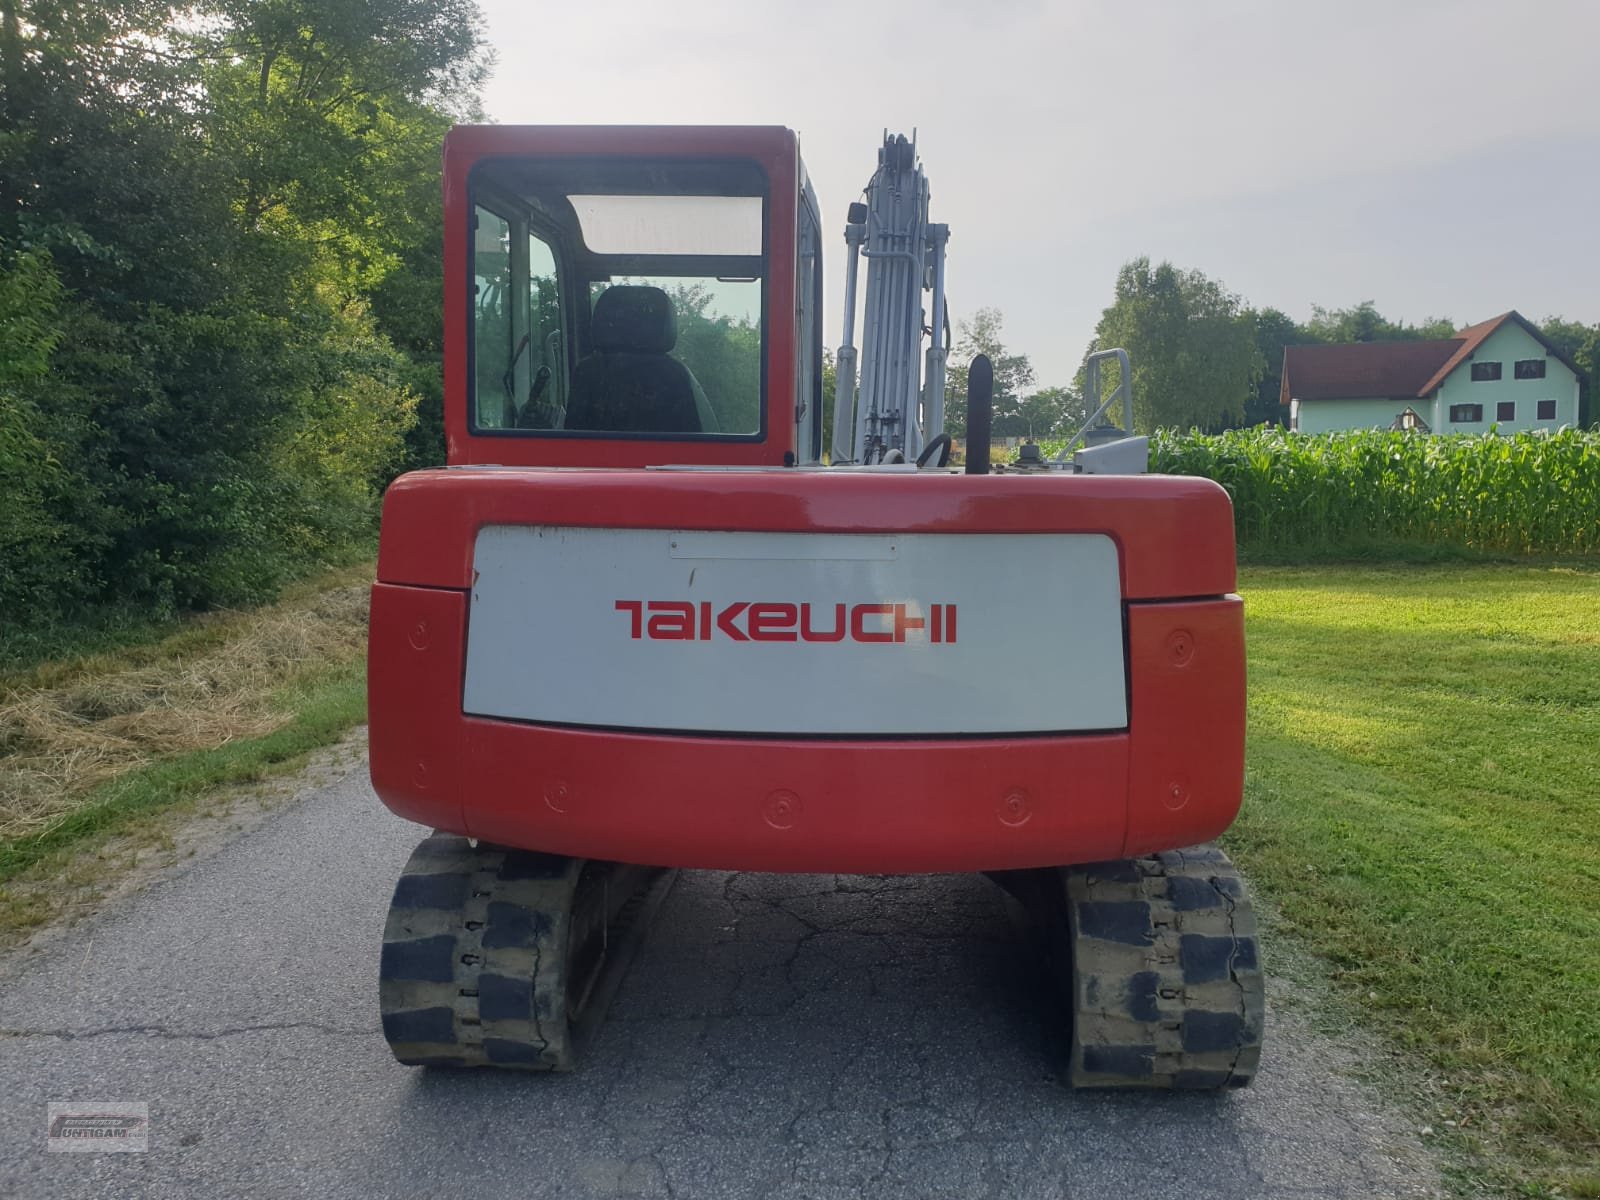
[368,125,1263,1087]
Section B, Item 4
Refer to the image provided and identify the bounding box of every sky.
[476,0,1600,387]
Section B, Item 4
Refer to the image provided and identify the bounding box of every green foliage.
[945,307,1035,437]
[0,244,78,610]
[663,282,762,434]
[1300,299,1455,343]
[1086,257,1262,433]
[1015,385,1080,441]
[1243,306,1298,427]
[1537,315,1599,427]
[0,0,485,628]
[1142,427,1600,556]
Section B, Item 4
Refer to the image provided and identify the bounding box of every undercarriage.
[380,835,1264,1088]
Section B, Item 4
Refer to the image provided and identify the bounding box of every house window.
[1515,359,1546,380]
[1537,399,1557,421]
[1496,401,1515,422]
[1470,361,1502,381]
[1449,404,1483,423]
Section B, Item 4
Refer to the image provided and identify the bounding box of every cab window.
[467,159,767,440]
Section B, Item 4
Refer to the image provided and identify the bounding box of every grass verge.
[0,564,374,935]
[1,564,372,843]
[1230,562,1600,1197]
[0,663,364,887]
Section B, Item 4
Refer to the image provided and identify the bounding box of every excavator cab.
[444,126,824,466]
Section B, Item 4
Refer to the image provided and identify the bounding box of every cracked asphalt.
[0,753,1441,1199]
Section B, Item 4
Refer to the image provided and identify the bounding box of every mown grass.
[0,663,365,889]
[0,664,366,938]
[0,564,371,843]
[1231,562,1600,1196]
[0,563,374,935]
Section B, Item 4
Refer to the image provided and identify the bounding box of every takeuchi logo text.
[614,601,957,644]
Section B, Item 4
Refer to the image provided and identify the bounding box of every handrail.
[1053,348,1133,463]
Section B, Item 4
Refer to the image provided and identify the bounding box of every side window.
[518,232,566,429]
[473,206,513,429]
[795,196,823,462]
[471,205,569,431]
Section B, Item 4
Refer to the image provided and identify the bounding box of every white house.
[1282,312,1582,434]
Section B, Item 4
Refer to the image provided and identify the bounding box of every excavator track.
[996,844,1264,1089]
[1064,845,1264,1088]
[378,832,671,1070]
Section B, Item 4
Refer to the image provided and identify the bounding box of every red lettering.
[748,603,798,641]
[893,603,925,643]
[716,602,750,641]
[800,602,847,643]
[615,600,643,639]
[618,599,955,645]
[646,601,694,640]
[851,603,893,643]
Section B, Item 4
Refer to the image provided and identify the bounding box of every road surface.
[0,744,1440,1198]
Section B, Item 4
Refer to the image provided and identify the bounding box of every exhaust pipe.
[964,354,993,475]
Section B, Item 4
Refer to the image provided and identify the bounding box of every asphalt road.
[0,751,1441,1199]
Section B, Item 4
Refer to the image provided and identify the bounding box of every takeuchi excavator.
[369,125,1264,1087]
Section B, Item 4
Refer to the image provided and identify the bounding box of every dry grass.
[0,568,371,843]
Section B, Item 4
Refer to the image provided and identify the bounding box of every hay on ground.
[0,581,370,842]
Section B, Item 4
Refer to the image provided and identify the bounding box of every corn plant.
[1041,429,1600,555]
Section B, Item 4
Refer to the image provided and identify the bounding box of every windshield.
[468,158,767,440]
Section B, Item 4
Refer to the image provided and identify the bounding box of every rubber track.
[378,833,584,1070]
[1064,844,1265,1088]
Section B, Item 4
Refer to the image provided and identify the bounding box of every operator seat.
[565,285,717,434]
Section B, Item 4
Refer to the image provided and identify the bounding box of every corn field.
[1041,428,1600,555]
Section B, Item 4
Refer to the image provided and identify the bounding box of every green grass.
[1232,562,1600,1195]
[0,661,366,892]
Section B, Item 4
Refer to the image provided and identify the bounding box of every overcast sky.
[477,0,1600,387]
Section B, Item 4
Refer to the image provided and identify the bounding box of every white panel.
[463,527,1126,736]
[669,532,897,561]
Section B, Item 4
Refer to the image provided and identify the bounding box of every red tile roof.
[1280,311,1583,406]
[1279,339,1460,405]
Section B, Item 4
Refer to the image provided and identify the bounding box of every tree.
[820,346,839,459]
[1016,386,1080,441]
[1301,301,1455,344]
[1539,317,1599,427]
[1087,258,1262,433]
[1244,307,1299,427]
[0,0,487,619]
[658,282,761,434]
[945,307,1034,437]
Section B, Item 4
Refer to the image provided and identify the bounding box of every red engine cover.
[368,467,1245,873]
